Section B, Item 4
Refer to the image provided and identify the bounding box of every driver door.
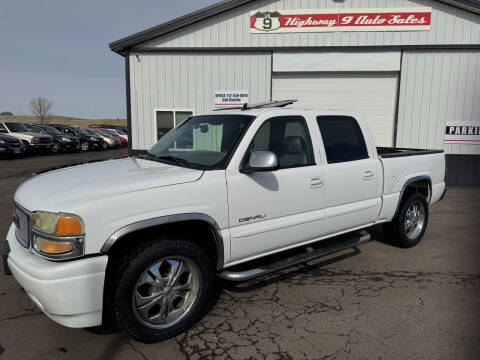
[226,115,326,264]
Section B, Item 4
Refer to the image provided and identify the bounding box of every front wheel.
[384,192,429,248]
[107,239,214,343]
[80,141,90,151]
[50,142,61,154]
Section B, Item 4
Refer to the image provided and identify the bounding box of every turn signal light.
[56,217,83,235]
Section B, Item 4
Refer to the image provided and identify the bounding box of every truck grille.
[14,204,31,248]
[5,139,21,148]
[39,138,51,144]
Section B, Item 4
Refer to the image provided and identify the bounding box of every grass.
[0,115,127,128]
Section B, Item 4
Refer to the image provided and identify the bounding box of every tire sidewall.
[396,193,429,248]
[81,141,89,151]
[112,239,213,343]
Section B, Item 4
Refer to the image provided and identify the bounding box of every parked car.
[95,128,128,147]
[50,125,106,151]
[86,128,120,148]
[0,121,53,153]
[105,128,128,141]
[0,133,25,156]
[27,124,81,153]
[3,101,447,344]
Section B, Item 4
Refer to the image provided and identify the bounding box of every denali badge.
[239,214,266,223]
[253,11,281,32]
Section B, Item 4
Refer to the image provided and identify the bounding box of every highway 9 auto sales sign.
[250,8,432,33]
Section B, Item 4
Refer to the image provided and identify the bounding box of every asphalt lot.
[0,151,479,360]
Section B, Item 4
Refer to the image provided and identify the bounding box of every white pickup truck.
[2,101,446,343]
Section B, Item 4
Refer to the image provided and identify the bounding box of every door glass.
[156,111,174,140]
[248,116,315,169]
[317,116,369,164]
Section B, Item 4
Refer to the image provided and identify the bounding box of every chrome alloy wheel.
[404,200,425,240]
[132,256,200,329]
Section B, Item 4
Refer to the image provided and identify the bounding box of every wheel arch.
[393,175,432,218]
[101,213,224,270]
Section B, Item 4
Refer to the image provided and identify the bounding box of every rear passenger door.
[316,115,382,235]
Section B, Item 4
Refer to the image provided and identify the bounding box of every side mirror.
[241,151,279,173]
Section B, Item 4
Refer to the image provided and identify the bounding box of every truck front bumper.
[5,224,107,328]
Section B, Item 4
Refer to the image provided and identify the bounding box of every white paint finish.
[272,72,398,146]
[7,107,447,329]
[273,51,401,72]
[129,52,271,150]
[396,50,480,154]
[6,225,106,327]
[139,0,480,49]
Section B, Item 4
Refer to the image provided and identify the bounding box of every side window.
[317,116,369,164]
[248,116,315,169]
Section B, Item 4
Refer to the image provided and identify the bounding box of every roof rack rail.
[213,99,297,111]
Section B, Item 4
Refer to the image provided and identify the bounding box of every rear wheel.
[107,238,214,343]
[384,192,429,248]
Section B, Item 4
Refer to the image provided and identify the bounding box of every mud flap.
[1,240,12,275]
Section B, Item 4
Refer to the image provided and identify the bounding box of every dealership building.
[110,0,480,185]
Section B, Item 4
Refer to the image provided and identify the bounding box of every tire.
[107,238,214,343]
[101,142,108,150]
[51,142,61,154]
[384,192,429,248]
[80,141,90,151]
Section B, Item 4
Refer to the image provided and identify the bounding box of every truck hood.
[14,157,204,211]
[9,131,52,140]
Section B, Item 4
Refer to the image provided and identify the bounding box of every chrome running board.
[217,232,371,282]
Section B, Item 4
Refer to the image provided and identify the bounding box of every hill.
[0,115,127,128]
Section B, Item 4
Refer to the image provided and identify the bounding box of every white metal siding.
[129,52,271,150]
[140,0,480,49]
[396,50,480,154]
[273,72,398,146]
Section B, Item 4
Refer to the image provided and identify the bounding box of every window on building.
[247,116,315,169]
[156,109,194,142]
[316,116,369,164]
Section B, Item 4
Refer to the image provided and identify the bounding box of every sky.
[0,0,218,119]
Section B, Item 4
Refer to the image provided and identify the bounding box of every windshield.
[41,126,62,135]
[147,114,254,170]
[92,129,111,137]
[74,127,90,136]
[5,122,29,132]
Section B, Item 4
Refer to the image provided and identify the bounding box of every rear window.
[317,116,369,164]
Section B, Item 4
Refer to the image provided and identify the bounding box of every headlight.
[61,137,71,142]
[31,137,40,144]
[0,140,5,144]
[31,211,85,259]
[90,136,97,141]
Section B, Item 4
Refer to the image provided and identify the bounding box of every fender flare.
[393,175,432,218]
[101,213,225,270]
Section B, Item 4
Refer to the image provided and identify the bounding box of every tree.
[29,97,53,124]
[0,111,13,116]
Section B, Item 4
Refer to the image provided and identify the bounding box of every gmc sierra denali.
[2,100,446,343]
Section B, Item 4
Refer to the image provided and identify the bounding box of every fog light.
[34,236,73,254]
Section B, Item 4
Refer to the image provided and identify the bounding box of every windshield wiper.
[155,155,190,167]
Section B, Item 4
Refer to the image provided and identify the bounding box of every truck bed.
[377,147,444,158]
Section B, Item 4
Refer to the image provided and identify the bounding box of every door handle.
[309,177,323,188]
[363,170,375,180]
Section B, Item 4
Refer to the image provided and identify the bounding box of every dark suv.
[0,133,25,156]
[50,125,107,151]
[27,124,81,153]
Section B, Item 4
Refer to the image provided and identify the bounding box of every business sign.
[444,121,480,144]
[250,8,431,33]
[214,90,249,108]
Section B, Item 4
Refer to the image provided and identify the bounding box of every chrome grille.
[14,205,31,248]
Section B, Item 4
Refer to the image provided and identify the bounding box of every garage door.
[272,72,398,146]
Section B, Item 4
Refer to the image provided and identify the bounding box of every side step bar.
[218,232,371,282]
